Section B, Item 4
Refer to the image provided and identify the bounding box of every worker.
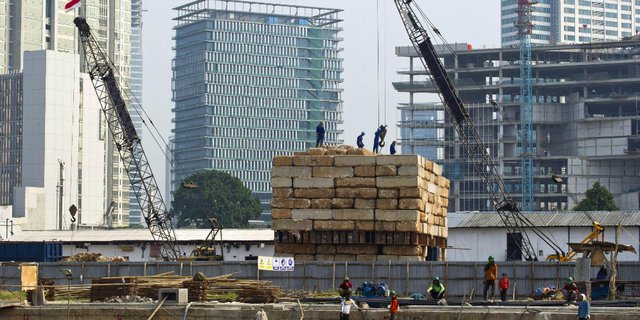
[390,140,397,155]
[483,256,498,302]
[357,132,365,148]
[498,273,510,302]
[373,126,383,153]
[315,121,325,147]
[596,265,608,280]
[339,290,358,320]
[577,294,590,320]
[339,276,352,297]
[427,276,445,300]
[389,290,399,320]
[562,277,579,302]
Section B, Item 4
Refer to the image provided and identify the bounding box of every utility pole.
[57,160,65,230]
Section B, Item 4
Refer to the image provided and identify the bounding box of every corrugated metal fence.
[1,261,639,298]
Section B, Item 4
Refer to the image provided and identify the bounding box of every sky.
[141,0,501,195]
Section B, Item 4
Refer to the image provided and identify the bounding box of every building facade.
[172,0,344,215]
[0,0,134,227]
[128,0,143,226]
[395,40,640,212]
[502,0,640,47]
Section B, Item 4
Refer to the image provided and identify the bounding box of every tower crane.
[74,17,181,260]
[393,0,566,261]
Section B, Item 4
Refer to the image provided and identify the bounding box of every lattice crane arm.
[74,17,180,260]
[392,0,565,261]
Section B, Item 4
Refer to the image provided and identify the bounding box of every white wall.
[448,226,640,262]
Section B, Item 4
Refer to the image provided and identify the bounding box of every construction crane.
[393,0,566,261]
[74,17,181,260]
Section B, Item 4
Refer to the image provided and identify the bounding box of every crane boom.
[74,17,180,260]
[393,0,565,261]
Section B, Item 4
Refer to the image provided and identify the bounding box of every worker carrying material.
[562,277,579,302]
[339,290,359,320]
[483,256,498,302]
[427,276,445,300]
[316,122,325,147]
[390,141,397,155]
[357,132,365,148]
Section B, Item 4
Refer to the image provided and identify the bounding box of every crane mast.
[74,17,180,260]
[393,0,565,261]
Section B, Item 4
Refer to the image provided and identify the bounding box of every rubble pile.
[63,252,128,262]
[271,146,450,261]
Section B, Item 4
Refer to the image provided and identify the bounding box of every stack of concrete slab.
[271,146,450,261]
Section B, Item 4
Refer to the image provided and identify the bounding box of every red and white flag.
[65,0,81,11]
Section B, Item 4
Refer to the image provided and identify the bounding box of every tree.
[573,182,618,211]
[172,170,262,228]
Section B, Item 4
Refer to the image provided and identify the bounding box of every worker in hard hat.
[388,290,399,320]
[483,256,498,302]
[339,276,352,297]
[357,132,365,148]
[390,140,397,155]
[427,276,445,300]
[562,276,579,302]
[315,121,325,147]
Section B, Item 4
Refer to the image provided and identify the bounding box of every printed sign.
[258,256,294,271]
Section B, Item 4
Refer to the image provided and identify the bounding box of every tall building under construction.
[396,39,640,212]
[171,0,344,216]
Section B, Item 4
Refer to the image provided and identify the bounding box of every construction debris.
[100,295,155,303]
[271,146,450,261]
[63,252,128,262]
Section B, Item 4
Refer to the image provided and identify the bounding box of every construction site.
[1,0,640,319]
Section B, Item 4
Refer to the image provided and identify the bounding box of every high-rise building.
[128,0,144,226]
[395,40,640,212]
[2,50,106,230]
[0,0,134,227]
[501,0,640,47]
[172,0,344,215]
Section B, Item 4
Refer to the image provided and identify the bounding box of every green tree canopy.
[573,182,618,211]
[172,170,262,228]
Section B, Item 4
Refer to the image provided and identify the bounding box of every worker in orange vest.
[389,290,399,320]
[498,273,510,301]
[483,256,498,302]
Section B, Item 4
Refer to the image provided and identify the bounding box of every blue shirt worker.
[390,141,397,155]
[315,122,325,147]
[373,126,382,153]
[357,132,365,148]
[578,294,590,320]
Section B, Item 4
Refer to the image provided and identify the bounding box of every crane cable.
[376,0,381,126]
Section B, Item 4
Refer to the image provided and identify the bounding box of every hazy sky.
[141,0,500,194]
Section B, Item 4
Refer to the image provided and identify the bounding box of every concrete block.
[334,254,357,261]
[310,199,332,209]
[397,165,424,176]
[376,255,399,262]
[271,177,293,188]
[332,209,374,220]
[354,199,376,209]
[314,220,355,231]
[335,188,378,199]
[376,210,421,222]
[423,159,433,172]
[307,148,327,155]
[293,155,334,166]
[376,199,398,210]
[271,209,292,220]
[331,198,355,209]
[375,221,396,231]
[271,198,311,209]
[399,198,424,210]
[356,221,374,231]
[293,254,315,261]
[398,256,423,261]
[432,162,443,175]
[376,155,420,166]
[427,182,438,194]
[272,188,293,199]
[292,209,332,220]
[275,243,316,254]
[271,219,313,231]
[316,245,336,255]
[378,189,398,199]
[312,166,354,178]
[335,177,376,187]
[294,188,335,198]
[272,166,312,178]
[158,288,189,304]
[337,245,377,255]
[315,254,335,261]
[396,221,422,232]
[334,155,376,166]
[382,245,421,256]
[399,187,422,198]
[353,166,376,177]
[357,254,377,261]
[346,148,374,156]
[377,176,420,188]
[376,165,397,176]
[272,156,293,166]
[326,148,348,155]
[293,177,334,189]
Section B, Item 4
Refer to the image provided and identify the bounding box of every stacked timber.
[271,146,450,261]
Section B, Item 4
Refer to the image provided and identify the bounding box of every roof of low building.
[6,229,275,243]
[448,211,640,228]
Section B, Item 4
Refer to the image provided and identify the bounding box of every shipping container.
[0,242,63,262]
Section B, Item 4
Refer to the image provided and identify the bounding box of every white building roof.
[7,229,275,243]
[448,211,640,228]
